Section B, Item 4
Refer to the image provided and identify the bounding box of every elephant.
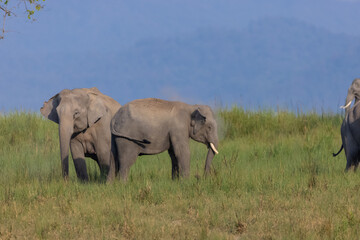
[333,100,360,171]
[341,78,360,115]
[110,98,219,181]
[40,87,121,181]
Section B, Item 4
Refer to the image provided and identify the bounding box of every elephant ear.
[87,93,107,127]
[342,79,360,113]
[40,94,60,124]
[89,87,100,93]
[191,108,206,135]
[351,79,360,104]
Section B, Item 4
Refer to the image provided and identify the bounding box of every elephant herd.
[40,87,219,182]
[40,79,360,182]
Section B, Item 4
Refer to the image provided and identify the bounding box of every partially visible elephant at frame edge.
[40,87,121,182]
[341,78,360,115]
[111,98,219,181]
[334,79,360,170]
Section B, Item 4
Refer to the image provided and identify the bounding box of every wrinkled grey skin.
[41,87,121,181]
[343,78,360,115]
[111,98,219,181]
[333,101,360,171]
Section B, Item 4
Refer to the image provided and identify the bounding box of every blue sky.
[1,0,360,111]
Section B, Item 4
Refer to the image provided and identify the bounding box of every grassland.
[0,108,359,239]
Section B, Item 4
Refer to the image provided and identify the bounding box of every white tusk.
[340,101,352,109]
[210,142,219,154]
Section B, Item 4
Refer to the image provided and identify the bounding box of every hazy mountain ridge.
[1,17,360,111]
[110,17,360,109]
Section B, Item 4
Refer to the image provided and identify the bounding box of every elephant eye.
[207,125,212,131]
[73,111,80,119]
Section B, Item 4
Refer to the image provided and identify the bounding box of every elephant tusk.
[340,101,352,109]
[210,142,219,154]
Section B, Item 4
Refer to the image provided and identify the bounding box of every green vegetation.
[1,108,358,239]
[1,0,45,39]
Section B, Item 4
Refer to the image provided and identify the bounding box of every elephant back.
[111,98,176,141]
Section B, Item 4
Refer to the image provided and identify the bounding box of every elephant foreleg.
[70,139,89,181]
[171,138,190,178]
[344,150,359,172]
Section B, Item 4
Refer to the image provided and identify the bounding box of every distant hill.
[2,17,360,111]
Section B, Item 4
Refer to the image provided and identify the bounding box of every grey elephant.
[333,100,360,171]
[110,98,219,181]
[40,87,121,181]
[341,78,360,115]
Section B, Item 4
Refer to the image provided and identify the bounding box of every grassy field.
[0,108,359,239]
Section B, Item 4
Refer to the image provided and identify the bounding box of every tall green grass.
[1,108,358,239]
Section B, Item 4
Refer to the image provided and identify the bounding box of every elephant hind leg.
[343,134,360,172]
[345,151,359,172]
[111,135,120,176]
[345,161,353,172]
[353,157,360,171]
[115,137,139,182]
[168,146,179,179]
[96,150,114,183]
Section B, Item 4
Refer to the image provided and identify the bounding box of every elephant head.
[40,87,107,178]
[342,78,360,115]
[189,105,219,172]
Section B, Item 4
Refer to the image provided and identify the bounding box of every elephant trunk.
[204,139,219,173]
[58,115,74,179]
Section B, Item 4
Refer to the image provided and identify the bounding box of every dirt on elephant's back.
[128,98,179,120]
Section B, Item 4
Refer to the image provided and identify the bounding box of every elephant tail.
[333,145,343,157]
